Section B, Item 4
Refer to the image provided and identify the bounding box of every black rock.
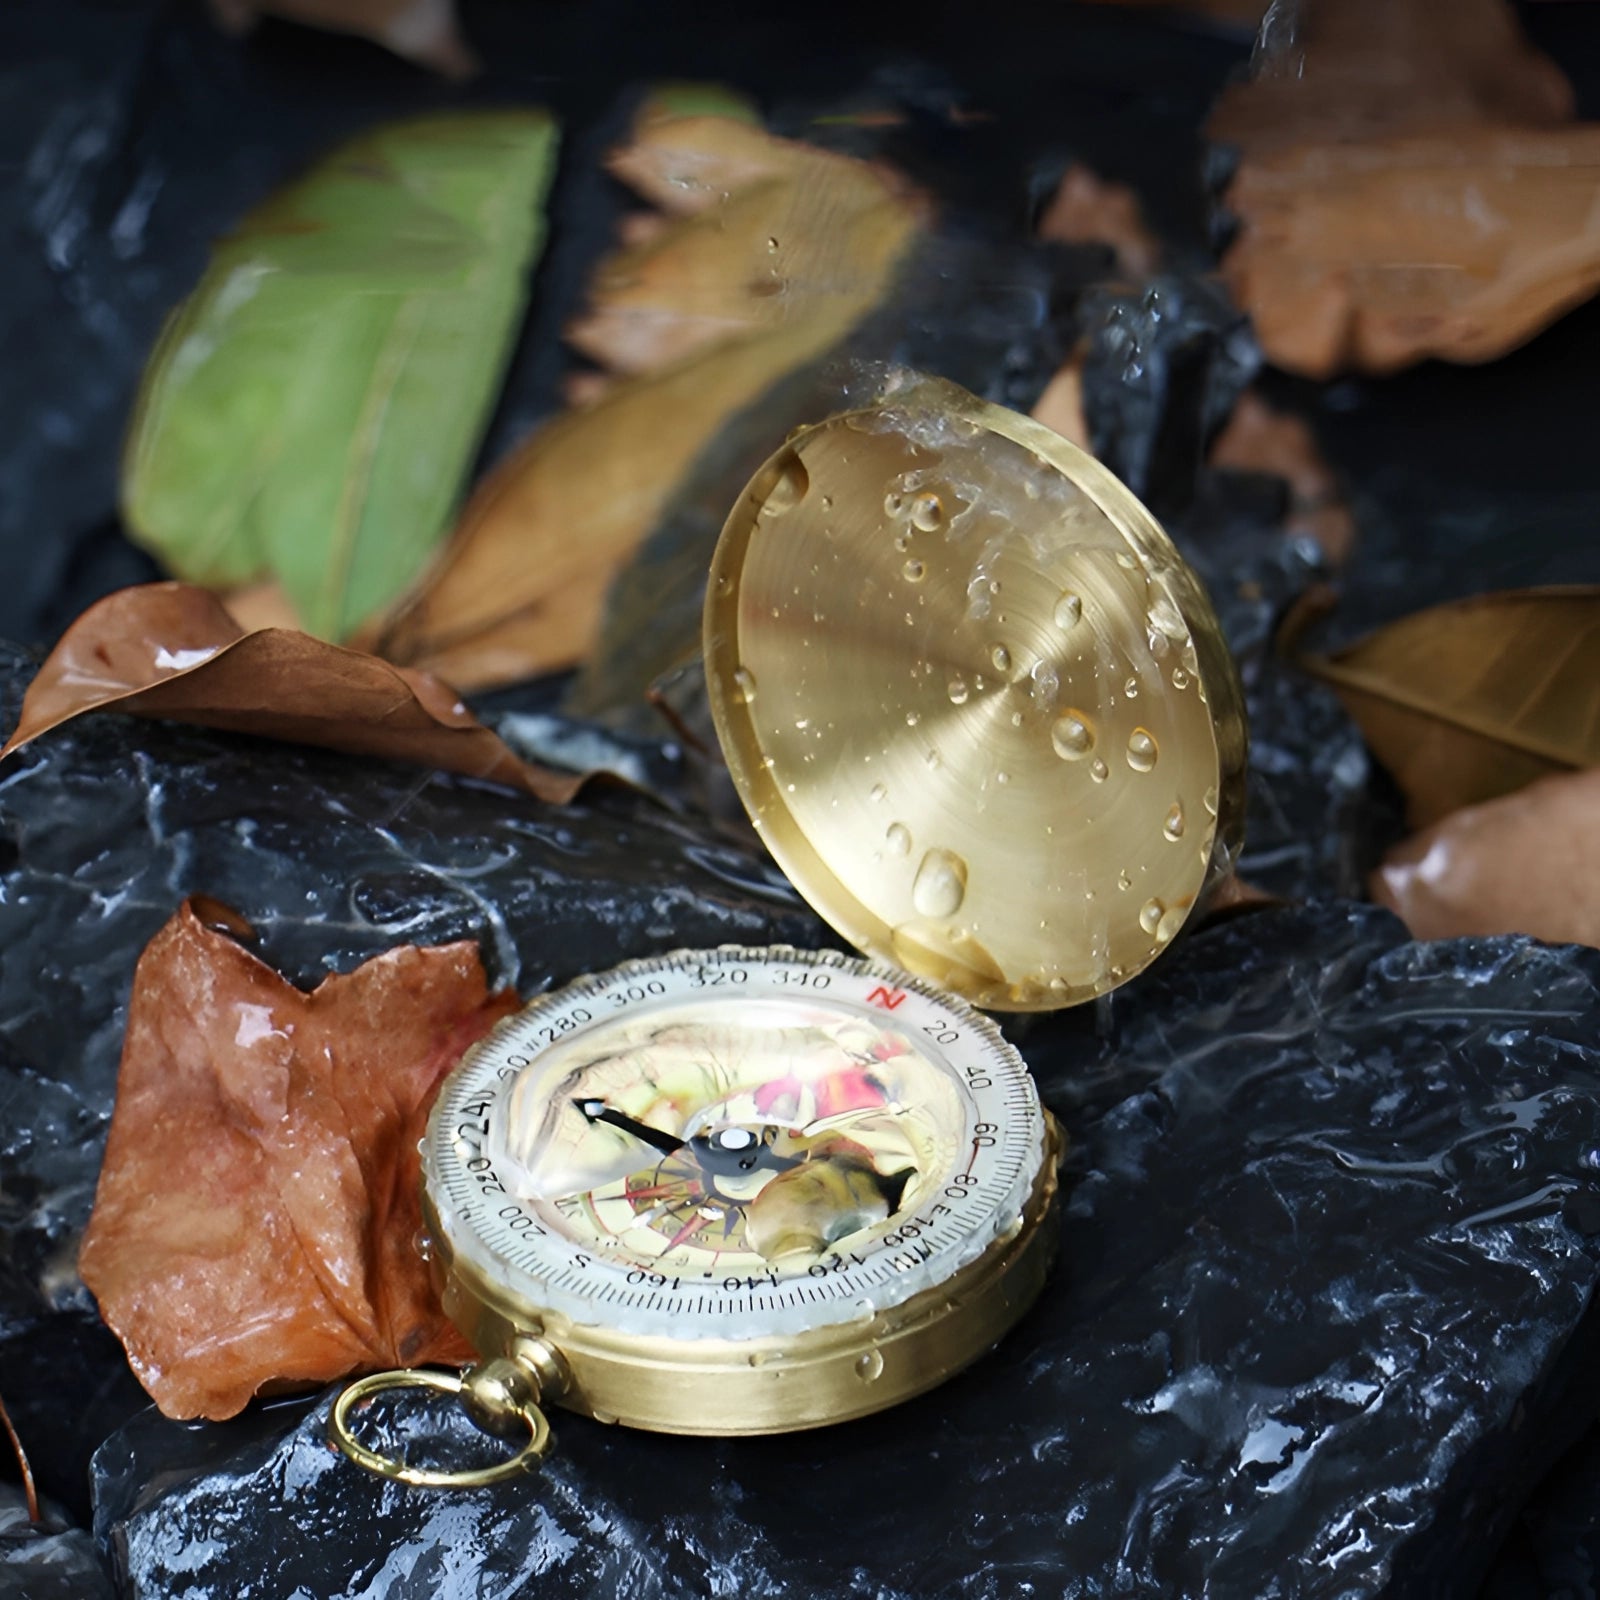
[0,1487,115,1600]
[0,643,827,1521]
[92,900,1600,1599]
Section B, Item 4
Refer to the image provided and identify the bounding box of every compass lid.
[703,374,1247,1013]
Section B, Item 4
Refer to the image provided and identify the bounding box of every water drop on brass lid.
[703,374,1246,1011]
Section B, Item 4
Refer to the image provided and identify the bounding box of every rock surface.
[0,643,826,1521]
[0,1487,116,1600]
[90,901,1600,1599]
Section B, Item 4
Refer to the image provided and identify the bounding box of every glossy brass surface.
[425,1114,1061,1437]
[705,376,1246,1010]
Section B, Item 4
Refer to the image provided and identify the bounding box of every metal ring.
[329,1368,553,1489]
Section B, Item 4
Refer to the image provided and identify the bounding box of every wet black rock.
[0,644,827,1520]
[93,900,1600,1600]
[0,1487,115,1600]
[1079,275,1260,519]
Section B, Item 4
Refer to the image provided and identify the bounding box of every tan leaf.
[1210,390,1355,564]
[378,111,921,693]
[1208,0,1593,376]
[1030,354,1090,451]
[206,0,477,77]
[79,901,520,1419]
[1300,588,1600,828]
[1,582,592,805]
[1372,767,1600,947]
[1036,164,1160,279]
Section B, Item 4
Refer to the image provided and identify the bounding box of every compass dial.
[425,947,1046,1341]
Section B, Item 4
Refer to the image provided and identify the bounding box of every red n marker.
[867,985,906,1011]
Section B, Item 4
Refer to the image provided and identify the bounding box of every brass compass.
[331,374,1244,1487]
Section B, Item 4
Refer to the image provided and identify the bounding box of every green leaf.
[122,111,559,641]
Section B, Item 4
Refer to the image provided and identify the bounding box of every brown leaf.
[79,901,519,1420]
[1210,390,1356,564]
[206,0,476,77]
[1030,353,1090,451]
[376,110,921,692]
[1,582,590,805]
[1036,164,1161,279]
[1209,0,1594,376]
[1372,767,1600,947]
[1300,588,1600,828]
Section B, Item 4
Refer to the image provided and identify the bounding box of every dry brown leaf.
[2,582,590,804]
[1211,390,1355,564]
[1208,0,1573,154]
[1372,766,1600,947]
[1208,0,1594,377]
[206,0,476,77]
[1030,354,1091,451]
[80,901,518,1419]
[1300,587,1600,828]
[378,113,921,692]
[1036,164,1161,279]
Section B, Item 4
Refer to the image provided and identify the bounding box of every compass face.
[425,948,1046,1340]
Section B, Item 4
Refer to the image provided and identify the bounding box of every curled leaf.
[377,104,922,692]
[79,901,520,1420]
[123,111,558,640]
[1372,767,1600,947]
[1300,588,1600,828]
[1036,164,1160,279]
[1,583,592,805]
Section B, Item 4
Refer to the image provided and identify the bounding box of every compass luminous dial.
[425,947,1045,1341]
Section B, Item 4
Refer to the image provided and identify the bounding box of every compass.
[331,374,1241,1488]
[332,945,1058,1485]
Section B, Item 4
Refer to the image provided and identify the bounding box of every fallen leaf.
[79,901,519,1419]
[1208,0,1596,376]
[1372,767,1600,947]
[1030,353,1091,451]
[1300,588,1600,828]
[1036,164,1161,279]
[123,111,558,641]
[1211,390,1355,564]
[206,0,476,76]
[377,105,921,692]
[1,583,593,805]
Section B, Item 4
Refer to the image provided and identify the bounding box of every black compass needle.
[575,1098,684,1157]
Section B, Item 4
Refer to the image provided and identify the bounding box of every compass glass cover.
[426,949,1044,1340]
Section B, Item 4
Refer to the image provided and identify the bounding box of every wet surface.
[89,901,1600,1599]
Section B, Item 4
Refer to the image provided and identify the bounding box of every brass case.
[427,1114,1062,1435]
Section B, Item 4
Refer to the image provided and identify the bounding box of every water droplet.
[1030,660,1060,710]
[1163,802,1185,842]
[766,236,779,252]
[925,748,944,772]
[1203,785,1219,818]
[1119,870,1133,892]
[713,573,732,597]
[885,822,912,858]
[884,490,907,519]
[1010,711,1025,728]
[1054,592,1083,631]
[966,577,993,621]
[1171,667,1190,690]
[1126,728,1158,773]
[910,492,944,533]
[1139,898,1164,935]
[912,848,968,919]
[991,643,1011,673]
[947,677,969,705]
[1115,551,1136,571]
[1124,677,1139,699]
[905,710,920,727]
[732,666,757,704]
[893,531,912,553]
[1157,905,1186,943]
[1090,757,1109,783]
[996,770,1010,786]
[870,782,888,803]
[903,559,926,583]
[820,495,833,510]
[1050,710,1095,761]
[1148,590,1188,641]
[765,453,808,514]
[854,1350,885,1383]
